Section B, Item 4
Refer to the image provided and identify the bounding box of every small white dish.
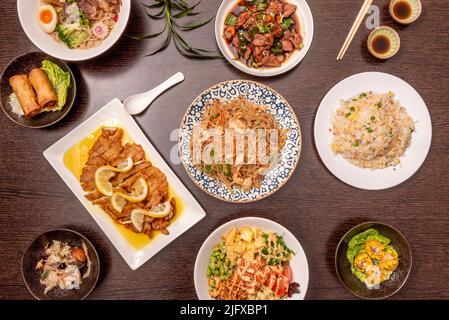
[43,99,206,270]
[194,217,309,300]
[314,72,432,190]
[17,0,131,61]
[215,0,314,77]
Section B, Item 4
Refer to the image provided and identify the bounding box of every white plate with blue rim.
[179,80,302,203]
[314,72,432,190]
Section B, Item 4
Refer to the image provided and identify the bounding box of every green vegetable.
[271,41,283,55]
[371,116,376,121]
[41,60,71,110]
[224,164,232,177]
[55,23,89,49]
[350,107,355,112]
[376,102,382,108]
[345,112,352,118]
[256,23,271,34]
[271,47,283,55]
[225,13,237,26]
[359,93,367,99]
[281,18,294,31]
[367,127,373,133]
[207,242,233,281]
[352,140,360,147]
[247,0,269,11]
[237,29,250,44]
[130,0,221,59]
[79,11,91,27]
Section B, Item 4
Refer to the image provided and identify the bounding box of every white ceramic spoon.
[123,72,185,115]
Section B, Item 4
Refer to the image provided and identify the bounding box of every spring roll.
[28,68,58,109]
[8,75,41,118]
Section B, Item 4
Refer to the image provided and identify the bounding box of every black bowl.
[335,222,412,299]
[22,229,100,300]
[0,52,76,128]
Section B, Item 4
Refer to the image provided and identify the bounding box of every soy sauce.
[393,1,413,20]
[372,35,391,55]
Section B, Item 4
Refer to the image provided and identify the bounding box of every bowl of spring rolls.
[0,52,76,128]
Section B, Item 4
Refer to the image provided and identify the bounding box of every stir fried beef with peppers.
[224,0,304,68]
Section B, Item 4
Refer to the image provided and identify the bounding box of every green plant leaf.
[175,16,213,30]
[135,0,222,59]
[127,24,167,40]
[144,32,172,56]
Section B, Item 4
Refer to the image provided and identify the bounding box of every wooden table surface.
[1,0,448,300]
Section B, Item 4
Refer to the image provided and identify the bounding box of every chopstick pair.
[337,0,374,61]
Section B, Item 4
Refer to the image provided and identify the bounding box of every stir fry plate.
[179,80,302,203]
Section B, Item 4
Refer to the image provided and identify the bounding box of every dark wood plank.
[0,0,448,300]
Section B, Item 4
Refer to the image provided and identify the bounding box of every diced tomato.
[265,273,277,290]
[113,15,118,22]
[275,275,289,297]
[283,265,293,283]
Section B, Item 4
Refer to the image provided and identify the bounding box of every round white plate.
[314,72,432,190]
[17,0,131,61]
[215,0,314,77]
[194,217,309,300]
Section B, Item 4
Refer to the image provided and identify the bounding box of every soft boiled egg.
[37,5,57,34]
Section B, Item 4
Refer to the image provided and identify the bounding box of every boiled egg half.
[37,5,57,34]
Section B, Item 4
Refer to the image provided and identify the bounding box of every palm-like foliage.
[131,0,222,59]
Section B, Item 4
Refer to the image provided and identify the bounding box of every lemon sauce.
[63,121,183,250]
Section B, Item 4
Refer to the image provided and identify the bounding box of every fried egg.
[38,5,57,34]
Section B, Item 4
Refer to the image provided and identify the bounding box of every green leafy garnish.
[281,18,294,31]
[225,13,237,26]
[41,60,71,110]
[131,0,222,59]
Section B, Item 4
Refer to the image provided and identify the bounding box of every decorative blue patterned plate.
[179,80,302,203]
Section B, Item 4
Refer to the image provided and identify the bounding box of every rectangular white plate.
[44,98,206,270]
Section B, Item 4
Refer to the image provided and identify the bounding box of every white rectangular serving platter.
[44,98,206,270]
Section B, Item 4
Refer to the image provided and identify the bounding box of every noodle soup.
[37,0,122,50]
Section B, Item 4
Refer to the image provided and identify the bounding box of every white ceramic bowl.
[215,0,314,77]
[17,0,131,61]
[194,217,309,300]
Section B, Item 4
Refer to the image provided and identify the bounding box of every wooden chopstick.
[337,0,374,60]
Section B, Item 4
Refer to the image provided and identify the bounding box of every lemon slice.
[94,158,133,196]
[115,157,133,172]
[131,210,144,232]
[130,201,172,219]
[147,201,172,218]
[95,167,117,196]
[115,177,148,203]
[111,193,127,213]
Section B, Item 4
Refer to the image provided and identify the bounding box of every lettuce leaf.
[41,60,71,111]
